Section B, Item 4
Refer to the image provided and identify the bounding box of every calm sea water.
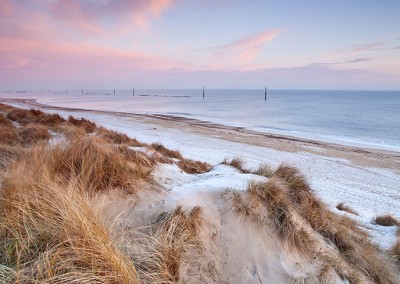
[2,89,400,151]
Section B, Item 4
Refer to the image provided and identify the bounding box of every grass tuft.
[129,206,203,283]
[392,241,400,264]
[252,163,274,177]
[374,215,400,227]
[36,112,65,126]
[0,125,19,146]
[6,108,32,124]
[0,113,13,127]
[221,157,248,172]
[68,116,97,133]
[0,178,140,283]
[98,127,141,146]
[17,123,50,145]
[336,202,359,215]
[178,159,211,174]
[151,143,183,160]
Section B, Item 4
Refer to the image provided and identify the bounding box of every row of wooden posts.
[13,87,269,100]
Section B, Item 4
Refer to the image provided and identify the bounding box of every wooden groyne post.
[114,88,115,95]
[203,86,205,99]
[264,87,267,101]
[82,88,83,94]
[133,88,135,96]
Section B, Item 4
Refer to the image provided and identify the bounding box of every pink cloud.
[214,29,282,62]
[49,0,174,35]
[351,41,385,53]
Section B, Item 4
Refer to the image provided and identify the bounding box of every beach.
[1,99,399,283]
[3,97,399,220]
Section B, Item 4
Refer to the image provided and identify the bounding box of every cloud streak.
[312,57,373,66]
[351,42,385,53]
[212,29,282,63]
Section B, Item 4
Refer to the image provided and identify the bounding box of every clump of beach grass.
[127,206,203,283]
[178,158,211,174]
[17,123,50,145]
[374,215,400,227]
[151,143,183,160]
[252,163,274,178]
[231,163,400,283]
[221,157,248,173]
[336,202,359,215]
[0,124,19,146]
[0,177,140,283]
[68,115,97,133]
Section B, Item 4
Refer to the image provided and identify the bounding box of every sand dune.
[1,103,399,283]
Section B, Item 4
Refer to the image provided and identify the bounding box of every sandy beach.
[1,100,399,283]
[4,98,400,171]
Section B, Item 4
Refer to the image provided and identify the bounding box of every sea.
[1,89,400,152]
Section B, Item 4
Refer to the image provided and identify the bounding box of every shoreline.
[2,97,400,172]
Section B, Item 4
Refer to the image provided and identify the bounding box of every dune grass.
[336,202,359,215]
[252,163,274,178]
[151,143,183,160]
[231,163,400,283]
[374,215,400,227]
[127,206,203,283]
[221,157,249,173]
[0,176,140,283]
[68,115,97,133]
[17,123,50,145]
[0,104,213,283]
[0,124,19,146]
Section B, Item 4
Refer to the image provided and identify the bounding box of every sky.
[1,0,400,90]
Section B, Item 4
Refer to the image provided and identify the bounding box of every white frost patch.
[154,163,267,206]
[48,130,66,145]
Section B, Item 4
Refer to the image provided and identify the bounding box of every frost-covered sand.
[2,98,400,282]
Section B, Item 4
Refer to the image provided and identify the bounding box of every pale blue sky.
[0,0,399,89]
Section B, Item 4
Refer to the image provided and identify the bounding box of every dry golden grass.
[252,163,274,178]
[128,206,203,283]
[238,178,314,255]
[36,112,66,126]
[0,176,139,283]
[374,215,400,227]
[0,113,13,127]
[392,240,400,264]
[17,136,153,193]
[6,108,32,125]
[55,123,87,139]
[0,104,217,282]
[0,144,25,171]
[221,157,248,172]
[98,127,142,146]
[3,105,65,127]
[178,158,211,174]
[271,164,399,284]
[68,115,97,133]
[336,202,359,215]
[231,163,400,283]
[0,125,19,146]
[151,143,183,160]
[17,123,50,145]
[0,103,15,112]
